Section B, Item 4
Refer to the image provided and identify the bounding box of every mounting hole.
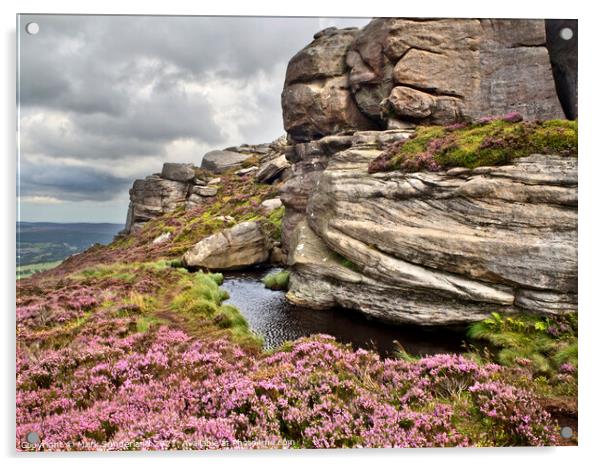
[559,27,573,41]
[560,426,573,439]
[26,431,40,444]
[25,22,40,35]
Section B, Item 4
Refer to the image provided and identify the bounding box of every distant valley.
[16,222,123,277]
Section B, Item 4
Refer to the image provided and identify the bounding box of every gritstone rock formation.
[279,18,578,324]
[285,140,577,325]
[282,18,572,143]
[123,140,289,234]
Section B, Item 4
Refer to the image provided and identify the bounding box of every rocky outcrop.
[279,130,410,253]
[201,150,255,174]
[277,18,578,325]
[124,174,190,234]
[161,163,196,182]
[351,18,565,126]
[283,19,573,142]
[256,154,290,184]
[123,136,291,233]
[182,221,270,270]
[286,142,577,325]
[281,27,377,142]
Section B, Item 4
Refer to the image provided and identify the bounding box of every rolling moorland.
[17,222,123,278]
[16,18,577,450]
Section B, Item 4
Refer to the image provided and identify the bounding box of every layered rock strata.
[286,144,577,324]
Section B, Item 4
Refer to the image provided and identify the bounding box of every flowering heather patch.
[17,261,561,450]
[469,382,558,446]
[368,117,577,174]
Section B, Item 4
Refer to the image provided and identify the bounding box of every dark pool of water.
[222,266,467,358]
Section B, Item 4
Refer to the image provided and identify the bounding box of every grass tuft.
[262,270,290,290]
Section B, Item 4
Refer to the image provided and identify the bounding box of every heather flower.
[16,264,561,450]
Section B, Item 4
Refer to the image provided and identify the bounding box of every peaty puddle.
[221,266,467,358]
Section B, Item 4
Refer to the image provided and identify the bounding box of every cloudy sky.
[17,15,369,223]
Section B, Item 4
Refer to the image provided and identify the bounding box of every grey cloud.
[18,14,370,217]
[19,160,133,202]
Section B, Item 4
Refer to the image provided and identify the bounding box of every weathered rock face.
[278,18,577,325]
[347,18,565,126]
[201,150,255,174]
[281,27,377,142]
[124,174,190,234]
[282,19,574,141]
[286,143,577,325]
[161,163,196,182]
[256,154,290,184]
[278,130,410,253]
[182,221,270,271]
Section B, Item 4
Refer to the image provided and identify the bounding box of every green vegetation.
[135,315,163,333]
[262,270,290,290]
[171,272,262,347]
[70,263,137,283]
[333,251,361,273]
[369,117,577,173]
[467,312,577,397]
[264,206,285,241]
[17,260,62,279]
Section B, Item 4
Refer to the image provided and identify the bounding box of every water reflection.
[222,267,467,358]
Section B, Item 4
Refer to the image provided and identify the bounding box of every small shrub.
[264,206,285,241]
[262,270,290,290]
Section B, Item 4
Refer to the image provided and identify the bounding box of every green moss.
[371,118,577,173]
[266,206,285,240]
[332,251,361,273]
[171,273,227,315]
[467,312,577,396]
[262,270,290,290]
[241,155,260,168]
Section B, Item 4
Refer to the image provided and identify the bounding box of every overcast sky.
[17,15,370,223]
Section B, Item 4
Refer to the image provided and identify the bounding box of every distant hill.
[17,222,124,267]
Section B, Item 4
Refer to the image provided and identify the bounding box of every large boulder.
[281,27,377,142]
[160,163,195,182]
[287,141,577,325]
[346,18,566,126]
[255,154,290,184]
[201,150,255,173]
[182,221,270,271]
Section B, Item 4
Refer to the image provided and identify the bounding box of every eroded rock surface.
[182,221,270,271]
[279,130,411,253]
[281,27,377,142]
[348,18,565,126]
[201,150,255,174]
[282,19,572,141]
[286,146,577,324]
[161,163,196,182]
[124,174,189,234]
